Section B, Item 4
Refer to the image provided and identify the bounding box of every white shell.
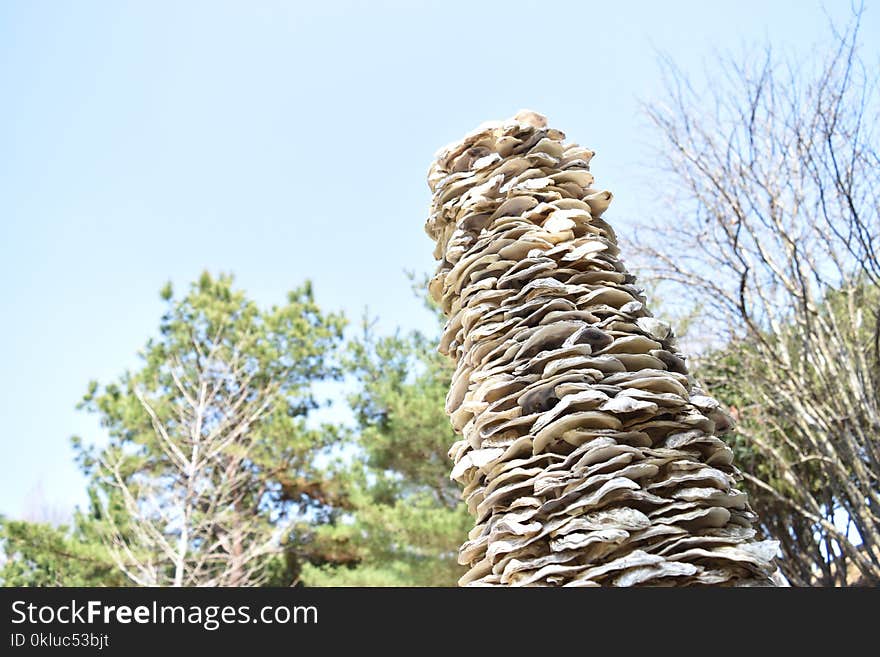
[425,111,779,587]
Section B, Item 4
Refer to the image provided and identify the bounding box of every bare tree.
[98,344,288,587]
[21,482,71,527]
[632,8,879,585]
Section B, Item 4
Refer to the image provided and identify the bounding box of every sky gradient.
[1,0,877,520]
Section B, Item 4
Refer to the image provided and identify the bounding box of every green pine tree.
[0,499,124,587]
[302,305,470,586]
[2,273,348,586]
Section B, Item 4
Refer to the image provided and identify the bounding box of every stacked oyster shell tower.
[425,111,780,586]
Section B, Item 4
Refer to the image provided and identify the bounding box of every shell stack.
[425,111,780,586]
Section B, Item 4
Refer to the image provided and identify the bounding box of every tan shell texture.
[425,111,781,586]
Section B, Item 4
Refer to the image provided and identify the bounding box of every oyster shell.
[425,111,779,586]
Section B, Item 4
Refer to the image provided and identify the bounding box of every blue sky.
[1,0,877,520]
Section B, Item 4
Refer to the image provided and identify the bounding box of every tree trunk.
[425,111,781,586]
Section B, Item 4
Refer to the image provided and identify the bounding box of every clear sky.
[1,0,877,520]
